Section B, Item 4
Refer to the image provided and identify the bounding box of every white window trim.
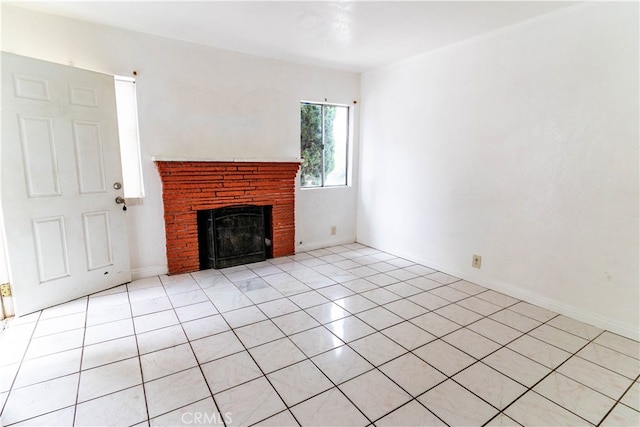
[300,100,351,189]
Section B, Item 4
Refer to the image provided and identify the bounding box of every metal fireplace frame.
[198,205,272,269]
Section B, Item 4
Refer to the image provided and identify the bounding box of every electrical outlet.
[472,254,482,269]
[330,226,337,235]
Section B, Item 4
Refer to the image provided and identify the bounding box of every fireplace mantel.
[156,160,300,275]
[152,156,302,163]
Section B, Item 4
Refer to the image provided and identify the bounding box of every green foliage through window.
[300,102,349,187]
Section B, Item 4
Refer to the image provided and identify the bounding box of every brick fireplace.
[156,160,301,275]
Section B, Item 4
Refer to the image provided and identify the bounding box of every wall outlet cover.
[472,255,482,269]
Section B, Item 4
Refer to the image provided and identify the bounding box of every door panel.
[2,53,131,314]
[69,85,98,107]
[18,114,61,197]
[14,74,50,101]
[33,216,70,282]
[73,120,107,194]
[82,211,114,271]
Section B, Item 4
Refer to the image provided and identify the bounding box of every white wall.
[1,5,360,279]
[358,2,639,339]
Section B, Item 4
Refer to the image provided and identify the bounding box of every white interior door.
[1,53,131,315]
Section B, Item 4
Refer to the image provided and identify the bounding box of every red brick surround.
[156,161,300,274]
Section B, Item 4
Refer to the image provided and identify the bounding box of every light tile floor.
[1,243,638,426]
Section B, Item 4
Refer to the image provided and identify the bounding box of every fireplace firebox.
[198,205,272,269]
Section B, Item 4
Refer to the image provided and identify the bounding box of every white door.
[1,53,131,315]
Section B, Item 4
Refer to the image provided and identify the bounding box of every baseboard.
[362,244,640,341]
[461,272,639,342]
[131,265,168,281]
[297,236,356,253]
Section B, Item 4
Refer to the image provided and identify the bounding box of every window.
[114,76,144,198]
[300,102,349,188]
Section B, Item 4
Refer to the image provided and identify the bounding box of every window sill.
[124,197,144,206]
[300,185,351,190]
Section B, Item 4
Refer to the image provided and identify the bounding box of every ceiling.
[8,1,579,73]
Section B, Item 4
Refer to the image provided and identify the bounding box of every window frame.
[299,100,351,189]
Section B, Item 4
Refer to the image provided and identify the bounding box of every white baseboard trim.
[297,236,356,253]
[362,243,640,341]
[462,273,639,342]
[131,265,168,281]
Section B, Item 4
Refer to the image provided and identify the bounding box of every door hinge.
[0,283,11,297]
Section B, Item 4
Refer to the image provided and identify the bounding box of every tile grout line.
[208,269,304,427]
[203,252,635,426]
[306,250,458,425]
[0,308,44,425]
[307,258,633,426]
[212,254,512,423]
[254,252,457,425]
[243,255,402,424]
[1,244,638,426]
[595,373,640,426]
[124,280,153,427]
[71,295,92,427]
[243,268,378,426]
[485,320,610,426]
[155,273,228,427]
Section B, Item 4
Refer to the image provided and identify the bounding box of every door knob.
[115,196,127,211]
